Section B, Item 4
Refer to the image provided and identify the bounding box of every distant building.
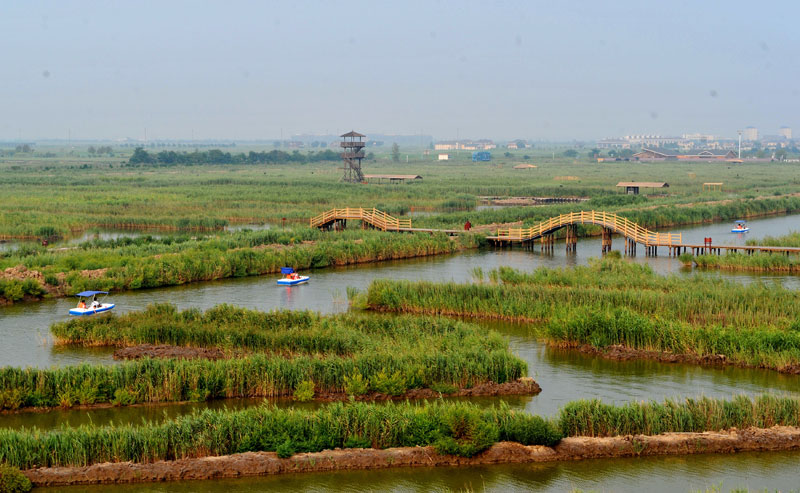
[506,142,518,150]
[779,127,792,139]
[438,153,449,161]
[743,127,758,141]
[632,148,737,161]
[287,141,304,149]
[434,139,495,151]
[597,139,631,149]
[616,182,669,195]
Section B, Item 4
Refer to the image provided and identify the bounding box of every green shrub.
[429,382,458,394]
[499,413,563,446]
[370,369,407,396]
[276,439,295,459]
[434,406,499,457]
[343,371,369,396]
[293,380,315,402]
[111,389,137,406]
[0,465,32,493]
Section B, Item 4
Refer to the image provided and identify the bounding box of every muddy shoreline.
[566,342,800,375]
[0,378,540,415]
[23,425,800,486]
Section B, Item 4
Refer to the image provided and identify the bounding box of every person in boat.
[77,300,86,309]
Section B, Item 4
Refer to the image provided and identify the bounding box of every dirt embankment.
[24,426,800,486]
[566,343,800,375]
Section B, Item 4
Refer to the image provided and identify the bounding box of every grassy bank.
[0,308,526,411]
[681,251,800,272]
[1,395,796,470]
[0,229,481,304]
[363,259,800,371]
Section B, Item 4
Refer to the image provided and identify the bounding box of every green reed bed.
[0,400,561,469]
[369,259,800,330]
[364,259,800,370]
[558,394,800,437]
[748,231,800,248]
[51,304,505,357]
[0,229,481,303]
[682,252,800,272]
[0,309,526,410]
[0,395,796,470]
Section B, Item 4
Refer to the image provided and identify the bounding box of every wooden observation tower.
[340,130,366,183]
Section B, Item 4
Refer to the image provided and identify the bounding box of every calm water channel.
[4,213,800,491]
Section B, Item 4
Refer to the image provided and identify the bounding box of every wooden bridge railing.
[310,207,412,231]
[494,210,681,246]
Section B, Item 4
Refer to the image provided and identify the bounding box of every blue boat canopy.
[75,290,109,297]
[280,267,295,274]
[735,220,746,223]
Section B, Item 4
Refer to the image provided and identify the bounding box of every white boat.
[69,291,115,316]
[731,220,750,233]
[277,267,309,286]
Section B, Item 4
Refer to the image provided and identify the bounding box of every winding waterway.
[4,213,800,491]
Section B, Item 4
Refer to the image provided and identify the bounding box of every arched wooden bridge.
[486,210,681,254]
[311,207,800,257]
[311,207,412,231]
[310,207,462,234]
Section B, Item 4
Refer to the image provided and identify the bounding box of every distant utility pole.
[737,130,742,159]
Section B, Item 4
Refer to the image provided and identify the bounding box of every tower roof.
[340,130,366,138]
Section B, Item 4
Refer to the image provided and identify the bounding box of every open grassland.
[2,148,800,237]
[0,394,796,470]
[363,258,800,371]
[0,307,526,411]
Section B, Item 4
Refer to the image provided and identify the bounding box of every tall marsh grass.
[365,258,800,370]
[0,308,527,410]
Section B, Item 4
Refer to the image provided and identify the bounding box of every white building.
[779,126,792,139]
[743,127,758,141]
[438,153,449,161]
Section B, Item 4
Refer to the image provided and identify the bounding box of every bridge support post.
[625,238,636,256]
[541,234,553,254]
[601,227,612,254]
[565,225,577,253]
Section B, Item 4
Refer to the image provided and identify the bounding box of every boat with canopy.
[276,267,309,286]
[69,291,115,316]
[731,220,750,233]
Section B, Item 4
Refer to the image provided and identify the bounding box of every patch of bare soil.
[0,265,63,298]
[24,426,800,486]
[568,343,800,375]
[113,344,225,360]
[78,268,108,280]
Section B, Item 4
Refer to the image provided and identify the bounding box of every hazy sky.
[1,1,798,141]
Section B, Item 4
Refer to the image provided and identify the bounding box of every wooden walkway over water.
[310,208,461,236]
[313,208,800,256]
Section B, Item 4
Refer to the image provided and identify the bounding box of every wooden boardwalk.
[313,208,800,256]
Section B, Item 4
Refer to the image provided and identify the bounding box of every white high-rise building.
[743,127,758,141]
[779,126,792,139]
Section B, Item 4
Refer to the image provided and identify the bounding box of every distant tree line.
[88,146,114,155]
[127,147,342,166]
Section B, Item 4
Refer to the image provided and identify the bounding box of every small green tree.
[563,149,578,158]
[391,143,400,162]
